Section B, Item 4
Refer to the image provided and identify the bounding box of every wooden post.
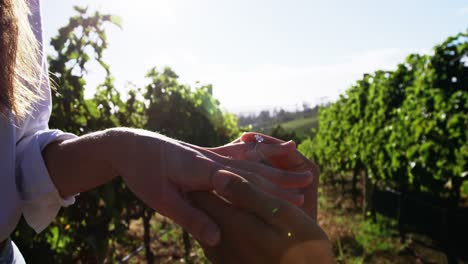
[183,230,193,264]
[363,169,374,218]
[352,167,359,207]
[143,209,154,264]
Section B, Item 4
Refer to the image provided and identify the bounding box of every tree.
[300,31,467,207]
[143,66,239,147]
[14,6,242,262]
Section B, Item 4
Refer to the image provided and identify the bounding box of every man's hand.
[189,170,332,264]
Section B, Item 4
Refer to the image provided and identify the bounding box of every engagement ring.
[254,134,264,143]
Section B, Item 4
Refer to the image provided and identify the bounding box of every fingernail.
[281,140,296,149]
[213,170,232,194]
[286,140,297,148]
[202,225,221,246]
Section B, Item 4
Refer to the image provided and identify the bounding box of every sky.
[42,0,468,114]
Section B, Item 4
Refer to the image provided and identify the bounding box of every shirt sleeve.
[16,130,77,233]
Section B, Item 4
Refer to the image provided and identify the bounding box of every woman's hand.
[243,132,321,219]
[189,170,333,264]
[187,133,298,163]
[45,128,314,246]
[195,132,320,219]
[106,128,313,246]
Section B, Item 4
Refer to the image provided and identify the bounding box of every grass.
[262,115,319,138]
[318,185,406,263]
[117,215,208,263]
[317,180,451,264]
[117,181,450,263]
[281,116,318,134]
[355,215,402,255]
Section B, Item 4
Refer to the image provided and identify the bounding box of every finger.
[224,157,314,188]
[185,154,306,205]
[289,153,320,174]
[164,189,221,247]
[301,183,318,220]
[224,166,305,206]
[301,162,319,220]
[241,132,286,144]
[213,170,309,230]
[246,141,303,169]
[256,140,297,158]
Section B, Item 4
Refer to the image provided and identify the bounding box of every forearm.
[42,129,121,198]
[42,127,180,198]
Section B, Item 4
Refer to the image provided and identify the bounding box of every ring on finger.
[254,134,265,143]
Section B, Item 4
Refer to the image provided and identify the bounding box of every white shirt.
[0,0,76,241]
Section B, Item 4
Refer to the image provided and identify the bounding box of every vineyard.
[299,30,468,262]
[12,6,468,263]
[300,31,467,203]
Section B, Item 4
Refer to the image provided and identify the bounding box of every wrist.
[103,128,140,175]
[103,127,168,178]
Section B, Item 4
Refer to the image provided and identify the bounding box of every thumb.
[166,190,221,247]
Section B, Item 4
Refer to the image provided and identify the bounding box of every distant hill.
[268,115,319,138]
[237,106,319,140]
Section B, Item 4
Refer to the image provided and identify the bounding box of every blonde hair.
[0,0,43,121]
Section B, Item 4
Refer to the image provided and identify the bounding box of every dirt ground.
[317,185,463,264]
[116,185,463,263]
